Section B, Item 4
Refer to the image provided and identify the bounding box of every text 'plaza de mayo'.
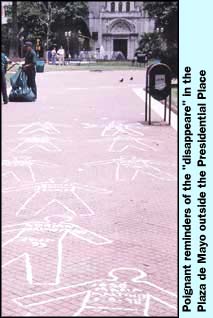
[88,1,155,59]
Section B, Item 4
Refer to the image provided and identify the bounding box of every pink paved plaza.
[2,69,177,316]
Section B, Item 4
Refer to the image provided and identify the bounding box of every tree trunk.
[9,1,19,58]
[46,2,51,49]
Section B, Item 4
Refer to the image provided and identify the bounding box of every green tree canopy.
[143,1,178,76]
[143,1,178,48]
[7,1,89,53]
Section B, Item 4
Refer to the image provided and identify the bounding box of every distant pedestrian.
[1,49,10,104]
[47,50,52,64]
[22,41,37,100]
[51,47,57,65]
[57,46,65,66]
[132,48,142,66]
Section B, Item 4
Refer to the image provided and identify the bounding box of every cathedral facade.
[88,1,155,59]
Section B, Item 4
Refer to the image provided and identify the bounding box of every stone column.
[127,37,131,59]
[110,36,113,57]
[129,36,135,59]
[129,35,138,59]
[99,12,103,48]
[106,2,110,11]
[105,36,111,58]
[130,1,134,11]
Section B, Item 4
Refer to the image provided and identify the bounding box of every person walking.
[22,41,37,100]
[51,47,57,65]
[1,49,10,104]
[47,49,52,64]
[57,46,65,66]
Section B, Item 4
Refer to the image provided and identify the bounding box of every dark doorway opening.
[113,39,128,58]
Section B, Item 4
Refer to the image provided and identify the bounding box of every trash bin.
[137,54,148,64]
[36,60,45,73]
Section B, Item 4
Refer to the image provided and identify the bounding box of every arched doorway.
[113,39,128,58]
[104,18,137,59]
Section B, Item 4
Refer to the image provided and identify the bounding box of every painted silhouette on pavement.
[3,215,112,286]
[13,267,177,316]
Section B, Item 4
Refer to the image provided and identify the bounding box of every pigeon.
[119,78,124,82]
[129,77,133,80]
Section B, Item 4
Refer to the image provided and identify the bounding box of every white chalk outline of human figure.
[84,156,177,182]
[2,178,112,217]
[13,267,177,316]
[101,121,145,137]
[9,121,72,135]
[8,122,73,152]
[2,215,112,286]
[86,120,158,153]
[2,156,60,183]
[9,134,72,153]
[82,120,145,138]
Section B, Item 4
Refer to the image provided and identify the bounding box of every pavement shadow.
[137,120,171,127]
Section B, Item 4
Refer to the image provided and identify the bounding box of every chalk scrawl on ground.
[13,267,177,316]
[9,135,72,153]
[101,121,145,137]
[85,121,158,153]
[88,135,158,153]
[82,120,145,137]
[2,215,112,286]
[2,156,59,183]
[2,178,112,217]
[84,156,177,182]
[8,122,72,135]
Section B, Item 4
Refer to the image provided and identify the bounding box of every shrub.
[159,47,178,78]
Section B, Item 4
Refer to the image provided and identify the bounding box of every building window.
[92,32,98,41]
[126,2,130,12]
[111,2,115,12]
[118,2,123,12]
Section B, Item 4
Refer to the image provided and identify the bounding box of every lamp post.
[65,31,72,57]
[77,30,88,58]
[156,27,164,33]
[77,30,82,56]
[19,35,24,58]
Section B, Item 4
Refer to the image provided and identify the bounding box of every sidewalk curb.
[132,88,177,131]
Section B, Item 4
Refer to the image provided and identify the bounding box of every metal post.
[148,92,151,125]
[145,68,149,122]
[145,89,148,122]
[164,98,167,121]
[65,31,72,60]
[78,30,82,57]
[19,35,24,58]
[169,90,172,125]
[67,38,70,56]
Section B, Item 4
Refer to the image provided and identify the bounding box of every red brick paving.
[2,70,177,316]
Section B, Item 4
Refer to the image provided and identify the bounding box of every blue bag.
[9,70,36,102]
[10,67,23,89]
